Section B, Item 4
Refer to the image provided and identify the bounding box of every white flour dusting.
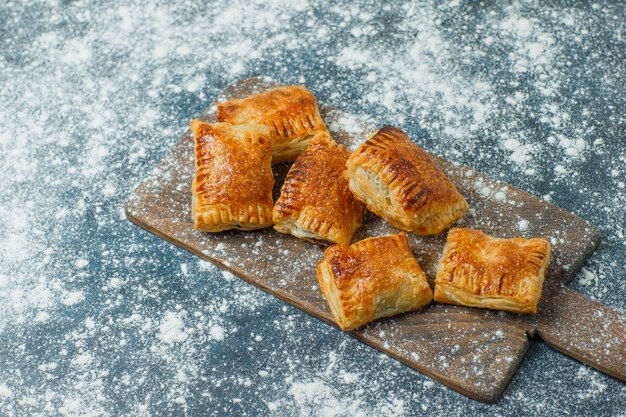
[159,311,188,344]
[0,0,623,416]
[0,384,12,399]
[61,291,85,306]
[209,324,225,341]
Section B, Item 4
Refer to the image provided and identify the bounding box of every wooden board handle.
[536,282,626,381]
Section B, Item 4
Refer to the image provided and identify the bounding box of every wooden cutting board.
[125,77,626,403]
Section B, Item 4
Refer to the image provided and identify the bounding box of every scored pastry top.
[190,120,275,232]
[217,85,328,162]
[273,132,365,244]
[434,228,551,314]
[345,125,468,235]
[317,233,433,330]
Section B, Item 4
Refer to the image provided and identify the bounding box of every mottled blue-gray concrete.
[0,1,624,416]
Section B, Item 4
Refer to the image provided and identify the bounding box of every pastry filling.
[271,134,315,163]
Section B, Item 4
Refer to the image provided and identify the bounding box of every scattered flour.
[518,219,529,231]
[159,311,188,344]
[75,259,89,269]
[577,268,598,287]
[575,366,608,399]
[222,270,236,282]
[109,277,121,288]
[327,111,370,137]
[61,291,85,306]
[85,317,95,330]
[287,379,364,416]
[209,325,225,341]
[0,384,12,398]
[35,311,50,322]
[0,0,623,416]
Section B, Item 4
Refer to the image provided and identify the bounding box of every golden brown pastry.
[317,233,433,330]
[190,119,274,232]
[345,125,468,235]
[217,85,328,163]
[273,133,366,245]
[434,228,551,314]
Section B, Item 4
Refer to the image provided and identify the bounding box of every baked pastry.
[273,133,366,245]
[190,120,274,232]
[345,125,468,235]
[217,85,328,163]
[434,228,551,314]
[317,233,433,330]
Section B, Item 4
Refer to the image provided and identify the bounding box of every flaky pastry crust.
[345,125,468,235]
[217,85,328,163]
[190,120,274,232]
[317,233,433,330]
[434,228,551,314]
[273,133,365,245]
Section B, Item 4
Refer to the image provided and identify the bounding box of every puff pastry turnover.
[434,228,551,314]
[190,120,275,232]
[217,85,328,163]
[317,233,433,330]
[273,133,366,245]
[345,125,468,235]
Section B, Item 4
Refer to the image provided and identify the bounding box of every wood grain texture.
[125,77,625,403]
[537,280,626,382]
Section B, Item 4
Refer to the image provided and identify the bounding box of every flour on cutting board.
[0,0,624,416]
